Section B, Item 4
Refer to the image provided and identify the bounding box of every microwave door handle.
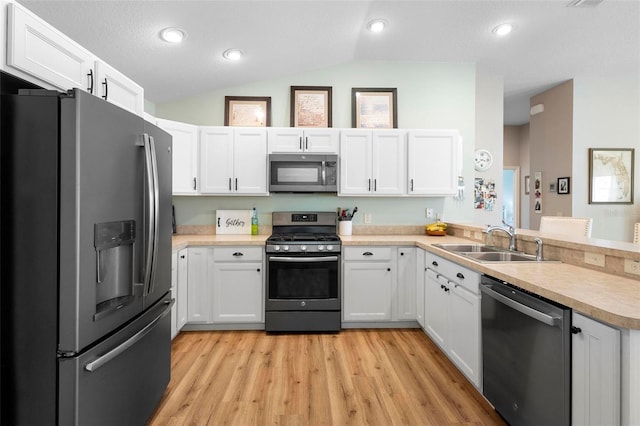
[321,161,326,185]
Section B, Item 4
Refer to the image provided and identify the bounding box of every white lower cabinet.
[416,249,426,328]
[396,247,416,320]
[572,312,621,426]
[186,247,212,323]
[423,251,481,388]
[342,247,394,321]
[211,247,264,323]
[176,248,189,331]
[185,246,264,326]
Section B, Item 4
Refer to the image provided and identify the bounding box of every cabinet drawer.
[213,247,263,262]
[343,246,392,261]
[424,251,479,294]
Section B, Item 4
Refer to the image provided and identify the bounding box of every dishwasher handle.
[481,284,560,327]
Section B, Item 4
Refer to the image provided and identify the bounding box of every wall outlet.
[426,208,434,219]
[584,252,606,267]
[463,229,471,238]
[473,231,483,240]
[624,259,640,276]
[364,213,372,224]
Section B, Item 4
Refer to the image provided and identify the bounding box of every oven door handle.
[269,256,339,263]
[481,284,559,327]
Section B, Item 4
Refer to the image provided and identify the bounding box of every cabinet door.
[304,128,339,153]
[186,247,211,323]
[343,261,392,321]
[424,268,449,347]
[449,284,481,388]
[157,119,199,194]
[199,127,234,194]
[372,131,406,195]
[6,3,94,91]
[396,247,416,320]
[416,249,426,328]
[94,60,144,115]
[233,128,268,195]
[408,130,460,195]
[177,248,189,330]
[211,262,263,323]
[267,127,303,153]
[339,130,372,195]
[572,312,620,426]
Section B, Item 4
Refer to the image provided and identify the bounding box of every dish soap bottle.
[251,207,259,235]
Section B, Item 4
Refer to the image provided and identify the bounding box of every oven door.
[266,253,340,310]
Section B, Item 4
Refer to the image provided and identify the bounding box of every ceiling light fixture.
[367,19,386,33]
[222,48,244,61]
[160,27,186,43]
[492,23,513,36]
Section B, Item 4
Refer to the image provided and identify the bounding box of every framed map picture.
[290,86,332,127]
[351,88,397,128]
[224,96,271,127]
[589,148,634,204]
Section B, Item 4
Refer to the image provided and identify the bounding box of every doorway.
[503,167,519,228]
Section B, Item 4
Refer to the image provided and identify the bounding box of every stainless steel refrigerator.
[1,74,174,425]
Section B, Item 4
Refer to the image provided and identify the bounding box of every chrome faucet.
[534,237,543,261]
[486,220,517,251]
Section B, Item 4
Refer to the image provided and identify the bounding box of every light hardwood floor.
[149,329,505,425]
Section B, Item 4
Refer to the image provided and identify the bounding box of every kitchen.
[1,1,639,425]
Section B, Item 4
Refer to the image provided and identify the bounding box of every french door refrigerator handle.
[84,299,175,372]
[480,284,559,327]
[147,135,161,295]
[137,134,156,294]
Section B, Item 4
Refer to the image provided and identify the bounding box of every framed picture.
[557,177,570,194]
[224,96,271,127]
[589,148,634,204]
[524,175,530,195]
[351,88,397,129]
[290,86,332,127]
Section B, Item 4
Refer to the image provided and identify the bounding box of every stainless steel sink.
[460,251,539,262]
[433,243,501,253]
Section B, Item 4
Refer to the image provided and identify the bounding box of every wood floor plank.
[148,329,505,426]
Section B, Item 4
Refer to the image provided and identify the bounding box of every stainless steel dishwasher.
[480,275,571,426]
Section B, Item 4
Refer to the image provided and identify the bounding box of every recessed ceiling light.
[367,19,386,33]
[222,48,244,61]
[160,27,186,43]
[492,23,513,36]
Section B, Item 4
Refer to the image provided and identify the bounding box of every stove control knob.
[318,245,324,251]
[283,245,290,251]
[326,245,334,251]
[274,245,281,251]
[301,245,307,251]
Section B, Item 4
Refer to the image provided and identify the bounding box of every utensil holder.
[339,221,352,236]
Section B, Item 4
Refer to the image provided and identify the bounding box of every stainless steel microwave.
[269,153,338,193]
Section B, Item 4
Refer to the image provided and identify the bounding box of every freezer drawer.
[58,295,174,426]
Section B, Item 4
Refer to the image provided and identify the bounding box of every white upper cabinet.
[5,2,144,115]
[339,129,406,196]
[199,127,268,195]
[268,127,339,153]
[407,129,461,196]
[6,3,94,91]
[94,60,144,115]
[157,118,199,195]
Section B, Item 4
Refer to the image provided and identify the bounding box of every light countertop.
[173,233,640,330]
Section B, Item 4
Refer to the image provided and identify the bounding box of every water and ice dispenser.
[94,220,136,320]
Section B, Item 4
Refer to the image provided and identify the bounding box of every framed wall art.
[589,148,634,204]
[351,87,397,129]
[224,96,271,127]
[290,86,332,128]
[557,177,570,194]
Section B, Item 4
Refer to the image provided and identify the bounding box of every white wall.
[158,61,487,227]
[572,73,640,242]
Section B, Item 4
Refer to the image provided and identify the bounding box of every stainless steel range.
[265,211,341,332]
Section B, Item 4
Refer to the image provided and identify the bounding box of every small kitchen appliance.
[265,211,341,332]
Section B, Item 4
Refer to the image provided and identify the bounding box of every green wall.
[157,61,478,227]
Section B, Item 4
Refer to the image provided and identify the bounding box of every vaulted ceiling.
[18,0,640,125]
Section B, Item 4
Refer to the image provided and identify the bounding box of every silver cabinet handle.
[85,299,174,372]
